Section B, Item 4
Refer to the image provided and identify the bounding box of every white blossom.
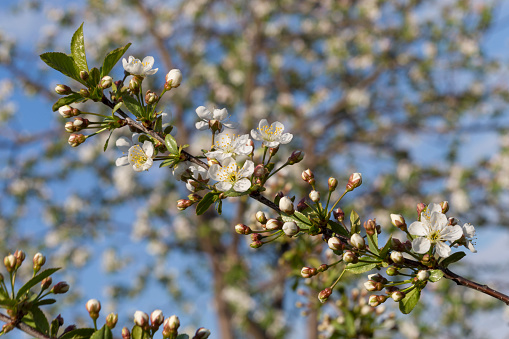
[205,132,253,161]
[460,223,477,253]
[209,157,254,192]
[250,119,293,148]
[115,134,154,172]
[195,106,238,131]
[122,56,158,76]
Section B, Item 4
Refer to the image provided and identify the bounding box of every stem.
[266,163,288,180]
[9,272,14,299]
[0,313,51,339]
[329,190,347,214]
[331,268,346,290]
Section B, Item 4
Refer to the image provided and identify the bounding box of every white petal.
[220,156,236,168]
[462,223,475,238]
[263,141,280,148]
[196,106,213,119]
[132,163,144,172]
[213,108,228,121]
[115,156,129,166]
[412,237,430,254]
[271,121,285,134]
[435,242,452,258]
[430,212,448,231]
[233,178,251,192]
[142,56,154,68]
[144,68,158,75]
[223,121,239,129]
[142,141,154,157]
[408,221,427,236]
[216,182,232,191]
[279,133,293,144]
[467,242,477,253]
[441,225,463,241]
[195,121,209,130]
[258,119,269,130]
[116,136,132,152]
[251,129,262,140]
[208,164,222,181]
[238,160,254,177]
[143,158,153,170]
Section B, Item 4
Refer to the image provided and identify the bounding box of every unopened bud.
[279,196,294,214]
[80,71,89,81]
[68,133,86,147]
[188,193,202,202]
[328,177,338,191]
[328,237,342,251]
[416,203,426,219]
[300,267,314,278]
[266,218,283,231]
[301,169,315,184]
[417,270,429,281]
[176,199,193,210]
[51,281,70,294]
[363,219,376,236]
[106,313,118,329]
[14,250,26,268]
[65,121,75,132]
[150,310,164,328]
[318,288,332,303]
[255,211,267,224]
[364,280,382,292]
[55,84,72,95]
[162,315,180,337]
[391,291,405,302]
[85,299,101,320]
[350,233,366,250]
[440,201,449,213]
[58,105,73,118]
[368,295,381,307]
[390,214,407,231]
[41,277,52,290]
[386,266,398,276]
[165,69,182,89]
[287,150,304,165]
[79,88,90,97]
[4,254,15,272]
[133,311,149,328]
[129,77,142,94]
[100,76,113,89]
[333,208,344,222]
[235,223,252,235]
[145,90,158,105]
[346,173,362,192]
[122,327,131,339]
[73,117,89,131]
[193,327,211,339]
[309,190,320,202]
[282,221,299,236]
[343,250,358,263]
[296,198,307,212]
[253,164,267,177]
[250,240,263,248]
[317,264,328,273]
[390,251,404,264]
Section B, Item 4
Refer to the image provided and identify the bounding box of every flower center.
[130,145,147,165]
[428,230,441,242]
[258,125,282,141]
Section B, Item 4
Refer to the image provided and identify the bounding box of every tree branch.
[0,313,51,339]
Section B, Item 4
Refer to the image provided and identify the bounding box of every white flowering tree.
[2,0,509,338]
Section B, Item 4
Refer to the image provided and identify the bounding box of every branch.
[0,312,51,339]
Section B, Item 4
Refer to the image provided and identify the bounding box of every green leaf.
[35,298,56,306]
[131,325,150,339]
[223,190,249,198]
[103,131,114,152]
[196,192,218,215]
[50,317,60,338]
[0,298,16,307]
[399,287,421,314]
[17,268,60,299]
[379,235,393,259]
[59,328,95,339]
[440,251,466,267]
[122,94,144,118]
[52,93,84,112]
[70,23,88,72]
[112,102,123,114]
[367,233,379,255]
[215,199,222,215]
[159,158,177,168]
[27,306,49,335]
[101,43,131,77]
[165,134,178,154]
[176,335,190,339]
[429,269,444,282]
[88,67,100,87]
[328,220,349,237]
[350,210,360,234]
[282,211,311,230]
[90,325,113,339]
[40,52,85,85]
[345,262,377,274]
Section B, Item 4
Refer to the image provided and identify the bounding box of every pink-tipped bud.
[79,88,90,97]
[58,105,73,118]
[391,291,405,302]
[296,198,307,212]
[250,240,263,248]
[3,255,15,272]
[55,84,72,95]
[133,311,149,328]
[279,196,294,214]
[51,281,70,294]
[68,133,86,147]
[390,214,407,231]
[287,150,304,165]
[177,199,193,210]
[440,201,449,213]
[73,117,89,131]
[363,219,376,236]
[318,288,332,303]
[346,173,362,192]
[300,267,314,278]
[328,237,342,251]
[85,299,101,319]
[333,208,344,221]
[150,309,164,328]
[253,164,267,178]
[65,121,75,132]
[390,251,404,264]
[41,277,52,291]
[350,233,366,250]
[282,221,299,236]
[33,252,46,272]
[235,223,252,235]
[368,295,380,307]
[106,313,118,329]
[309,190,320,202]
[145,90,158,105]
[193,328,211,339]
[14,250,25,268]
[165,69,182,89]
[100,76,113,89]
[162,315,180,337]
[328,177,338,191]
[343,250,358,263]
[364,280,379,292]
[416,203,426,219]
[301,169,315,185]
[255,211,267,224]
[266,218,283,231]
[122,327,131,339]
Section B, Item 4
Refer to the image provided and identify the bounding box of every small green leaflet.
[367,232,379,255]
[428,269,444,282]
[103,131,114,151]
[131,325,150,339]
[196,192,219,215]
[16,267,60,299]
[399,287,421,314]
[40,52,85,86]
[59,328,95,339]
[165,134,178,154]
[345,262,377,274]
[112,102,123,114]
[379,235,392,259]
[350,210,360,234]
[328,220,349,237]
[440,251,466,267]
[90,325,113,339]
[122,94,145,119]
[101,43,131,77]
[70,23,88,73]
[52,93,84,112]
[282,211,311,230]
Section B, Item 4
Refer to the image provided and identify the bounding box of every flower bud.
[282,221,299,236]
[65,121,75,132]
[266,218,283,231]
[391,291,405,302]
[150,309,164,328]
[55,84,72,95]
[209,119,223,133]
[79,88,90,97]
[14,250,25,268]
[122,327,131,339]
[99,76,113,89]
[253,164,267,177]
[165,69,182,88]
[279,196,294,214]
[346,173,362,192]
[41,277,52,290]
[269,146,279,157]
[390,214,407,231]
[309,190,320,202]
[300,267,314,278]
[58,105,73,118]
[133,311,149,328]
[328,177,338,191]
[331,208,344,222]
[255,211,267,224]
[287,150,304,165]
[390,251,404,264]
[363,219,376,236]
[188,193,202,202]
[80,71,89,81]
[71,108,81,116]
[364,280,378,292]
[386,266,398,276]
[250,240,263,248]
[350,233,366,250]
[235,223,252,235]
[85,299,101,320]
[317,264,328,273]
[343,250,358,263]
[417,270,429,281]
[68,133,86,147]
[145,90,158,105]
[318,288,332,303]
[106,313,118,329]
[440,201,449,213]
[176,199,193,211]
[368,295,380,307]
[416,203,426,219]
[129,77,141,94]
[73,117,89,131]
[301,169,314,184]
[162,315,180,336]
[193,327,211,339]
[3,255,15,272]
[295,198,307,212]
[328,237,342,251]
[51,281,70,294]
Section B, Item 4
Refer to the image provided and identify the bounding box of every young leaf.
[90,325,113,339]
[328,220,349,237]
[59,328,95,339]
[282,211,311,230]
[196,192,218,215]
[131,325,150,339]
[28,306,49,335]
[122,94,144,119]
[215,199,223,215]
[350,210,360,234]
[345,262,377,274]
[52,93,84,112]
[34,298,57,306]
[399,287,421,314]
[70,23,88,72]
[101,43,132,77]
[88,67,101,87]
[40,52,85,85]
[104,131,114,151]
[176,335,190,339]
[112,102,123,114]
[429,269,444,282]
[16,268,60,299]
[165,134,178,154]
[379,235,393,259]
[440,251,466,267]
[367,233,379,255]
[159,158,177,168]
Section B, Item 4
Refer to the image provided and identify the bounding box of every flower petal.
[223,121,239,129]
[115,156,129,166]
[142,157,153,171]
[116,136,132,152]
[216,181,232,191]
[142,56,154,69]
[462,223,475,238]
[467,241,477,253]
[279,133,293,144]
[195,121,209,130]
[441,225,463,242]
[408,221,427,236]
[430,212,448,231]
[208,164,222,181]
[238,160,254,177]
[251,129,262,140]
[233,178,251,192]
[412,237,430,254]
[435,241,452,258]
[213,108,228,121]
[142,141,154,157]
[196,106,213,119]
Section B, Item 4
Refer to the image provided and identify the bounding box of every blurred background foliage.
[1,0,509,338]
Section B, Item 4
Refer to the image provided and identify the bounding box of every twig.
[0,312,51,339]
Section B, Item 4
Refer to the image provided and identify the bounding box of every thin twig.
[0,312,51,339]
